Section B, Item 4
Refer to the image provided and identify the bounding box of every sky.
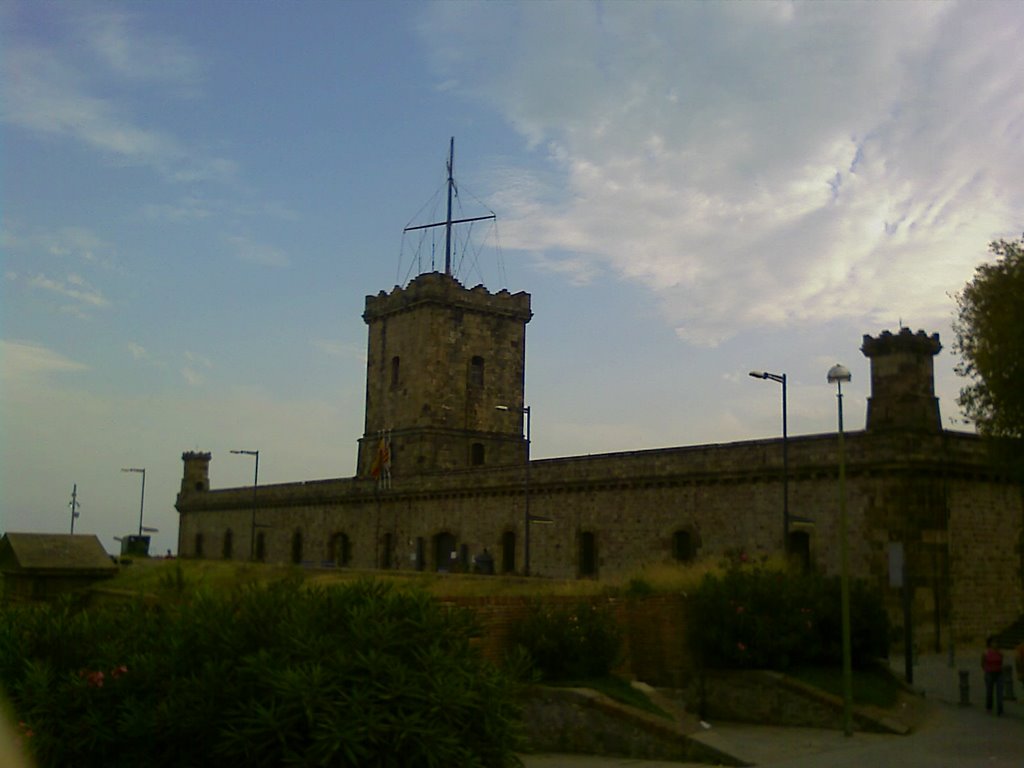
[2,1,1022,556]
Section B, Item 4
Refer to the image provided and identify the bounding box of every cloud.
[0,339,88,381]
[3,225,118,270]
[422,2,1024,346]
[181,350,213,387]
[310,339,366,364]
[225,235,291,268]
[28,273,110,311]
[1,13,232,184]
[79,8,204,87]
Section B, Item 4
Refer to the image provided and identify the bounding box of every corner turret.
[180,451,212,495]
[860,328,942,432]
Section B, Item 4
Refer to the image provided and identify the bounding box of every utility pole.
[69,484,81,534]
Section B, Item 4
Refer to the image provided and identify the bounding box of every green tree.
[953,235,1024,439]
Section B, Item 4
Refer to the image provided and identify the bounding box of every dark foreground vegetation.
[1,578,523,767]
[689,564,890,671]
[1,559,896,766]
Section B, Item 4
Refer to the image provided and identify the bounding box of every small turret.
[860,328,942,432]
[180,451,212,495]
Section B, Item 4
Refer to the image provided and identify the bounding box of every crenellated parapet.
[363,272,532,324]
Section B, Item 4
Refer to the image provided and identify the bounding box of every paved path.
[520,653,1023,767]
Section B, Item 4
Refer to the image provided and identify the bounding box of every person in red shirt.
[981,636,1004,716]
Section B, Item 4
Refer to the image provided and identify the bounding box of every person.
[981,636,1004,715]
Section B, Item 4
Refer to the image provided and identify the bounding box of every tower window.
[194,533,204,559]
[390,356,400,390]
[469,356,485,388]
[471,442,485,466]
[255,532,266,562]
[291,529,303,564]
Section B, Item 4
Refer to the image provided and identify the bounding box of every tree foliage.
[953,235,1024,440]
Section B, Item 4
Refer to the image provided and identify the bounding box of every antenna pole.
[69,483,80,534]
[445,136,454,275]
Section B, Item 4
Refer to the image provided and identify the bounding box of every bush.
[510,600,622,681]
[0,580,522,767]
[688,565,889,671]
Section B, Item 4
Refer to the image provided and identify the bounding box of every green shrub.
[0,580,522,767]
[510,600,621,681]
[688,565,889,671]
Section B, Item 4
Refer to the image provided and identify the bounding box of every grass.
[101,556,756,600]
[788,665,901,708]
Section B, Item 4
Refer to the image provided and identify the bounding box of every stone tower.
[860,328,942,432]
[358,272,533,477]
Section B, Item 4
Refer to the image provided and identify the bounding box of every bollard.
[958,670,971,706]
[1003,665,1016,702]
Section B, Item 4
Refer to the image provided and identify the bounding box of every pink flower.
[735,605,745,614]
[87,670,105,688]
[737,641,747,652]
[110,664,129,679]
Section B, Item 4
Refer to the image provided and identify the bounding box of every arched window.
[672,530,694,563]
[194,533,204,558]
[291,529,303,565]
[471,442,485,466]
[222,529,234,560]
[329,532,351,567]
[469,356,484,388]
[501,531,516,573]
[415,537,425,572]
[255,532,266,562]
[390,356,400,390]
[381,532,393,569]
[579,531,597,577]
[434,531,457,572]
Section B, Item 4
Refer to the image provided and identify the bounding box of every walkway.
[520,652,1023,767]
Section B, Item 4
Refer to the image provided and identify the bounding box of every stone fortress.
[176,270,1023,646]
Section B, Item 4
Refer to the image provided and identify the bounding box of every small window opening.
[390,356,400,390]
[469,356,485,388]
[471,442,485,466]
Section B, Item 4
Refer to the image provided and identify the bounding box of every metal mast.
[404,137,495,278]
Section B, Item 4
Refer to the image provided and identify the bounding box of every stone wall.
[177,428,1023,644]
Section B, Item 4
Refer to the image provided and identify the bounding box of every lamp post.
[749,370,788,553]
[231,449,259,561]
[120,468,146,536]
[827,363,853,737]
[496,404,532,575]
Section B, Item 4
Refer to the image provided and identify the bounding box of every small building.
[0,533,117,603]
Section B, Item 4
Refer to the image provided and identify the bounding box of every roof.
[0,533,117,574]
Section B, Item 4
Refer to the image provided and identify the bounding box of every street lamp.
[749,370,788,553]
[496,404,532,575]
[827,363,853,737]
[231,449,260,561]
[120,467,146,536]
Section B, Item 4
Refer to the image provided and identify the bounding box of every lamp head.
[748,370,767,379]
[827,364,851,384]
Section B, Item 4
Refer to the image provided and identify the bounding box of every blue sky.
[3,1,1022,555]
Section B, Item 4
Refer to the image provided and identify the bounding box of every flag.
[370,431,392,489]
